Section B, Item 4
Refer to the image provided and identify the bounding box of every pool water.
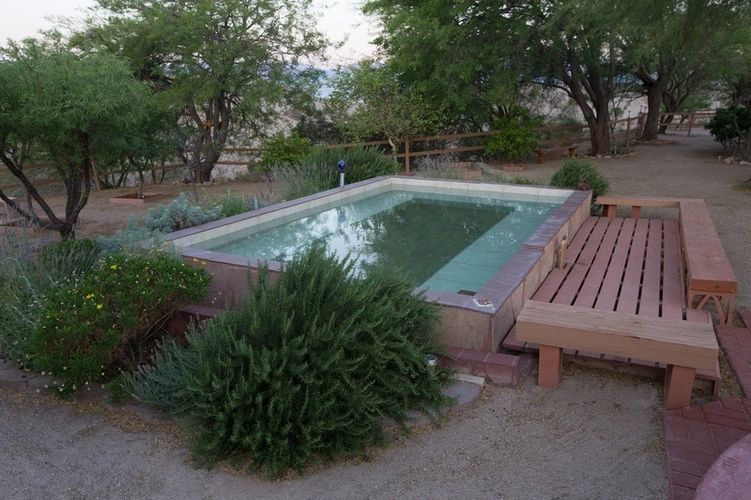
[196,189,560,293]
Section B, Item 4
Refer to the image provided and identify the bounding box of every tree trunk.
[641,81,665,141]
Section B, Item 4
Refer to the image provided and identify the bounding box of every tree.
[78,0,326,182]
[622,0,750,140]
[0,42,152,239]
[364,0,628,155]
[327,61,442,154]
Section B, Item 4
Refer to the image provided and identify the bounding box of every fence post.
[625,113,631,150]
[404,137,411,174]
[687,113,695,137]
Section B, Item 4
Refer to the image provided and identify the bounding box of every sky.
[0,0,379,66]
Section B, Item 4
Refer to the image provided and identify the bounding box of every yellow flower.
[96,304,104,310]
[85,293,95,300]
[110,264,119,270]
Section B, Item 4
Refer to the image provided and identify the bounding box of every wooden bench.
[517,300,719,409]
[597,196,738,324]
[534,137,579,164]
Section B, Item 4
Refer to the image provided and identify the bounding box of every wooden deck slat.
[638,219,664,317]
[552,218,611,305]
[573,218,623,308]
[564,216,598,264]
[533,216,598,303]
[662,219,684,320]
[594,218,636,311]
[616,218,650,314]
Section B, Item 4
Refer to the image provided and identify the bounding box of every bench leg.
[538,345,562,388]
[664,365,695,409]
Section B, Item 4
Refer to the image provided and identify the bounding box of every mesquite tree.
[0,42,152,239]
[79,0,326,182]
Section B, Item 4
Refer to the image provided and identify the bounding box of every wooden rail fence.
[0,111,715,191]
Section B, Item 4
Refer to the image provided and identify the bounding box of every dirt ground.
[1,366,666,500]
[1,130,747,499]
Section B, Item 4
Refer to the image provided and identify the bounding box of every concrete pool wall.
[166,176,592,353]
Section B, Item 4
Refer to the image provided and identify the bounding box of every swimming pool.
[167,176,591,352]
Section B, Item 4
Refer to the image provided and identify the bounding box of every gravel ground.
[0,365,666,500]
[1,130,746,499]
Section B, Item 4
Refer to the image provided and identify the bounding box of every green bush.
[706,107,751,151]
[142,193,222,233]
[29,251,210,395]
[271,145,399,199]
[0,235,101,364]
[550,158,609,200]
[485,113,540,162]
[256,132,313,172]
[127,246,447,476]
[211,191,252,218]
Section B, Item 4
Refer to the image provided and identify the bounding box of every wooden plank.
[533,216,598,303]
[679,199,738,294]
[617,218,650,314]
[565,217,598,263]
[595,195,682,208]
[516,301,719,371]
[574,218,623,308]
[594,218,636,311]
[662,219,684,320]
[552,218,611,305]
[638,219,663,317]
[395,145,484,158]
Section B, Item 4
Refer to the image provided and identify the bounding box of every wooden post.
[625,113,631,150]
[687,113,695,137]
[404,137,411,174]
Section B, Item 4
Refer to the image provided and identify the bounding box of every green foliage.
[142,193,222,233]
[272,146,399,199]
[127,246,447,476]
[0,233,99,363]
[257,133,313,172]
[706,107,751,151]
[485,113,540,162]
[29,252,210,396]
[328,60,443,148]
[550,158,610,200]
[79,0,326,180]
[36,239,100,278]
[0,40,156,238]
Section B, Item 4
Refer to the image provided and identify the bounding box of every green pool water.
[195,189,560,293]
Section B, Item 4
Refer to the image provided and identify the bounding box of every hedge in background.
[29,251,210,395]
[127,246,447,476]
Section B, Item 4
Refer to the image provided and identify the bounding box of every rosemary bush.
[550,158,609,200]
[127,246,447,476]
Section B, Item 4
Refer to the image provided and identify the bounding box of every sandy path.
[0,366,666,499]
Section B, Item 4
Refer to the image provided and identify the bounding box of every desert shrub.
[485,113,540,162]
[0,234,100,363]
[257,132,313,172]
[211,191,252,218]
[550,158,609,200]
[706,107,751,152]
[95,223,167,256]
[36,239,100,278]
[127,246,447,476]
[29,251,210,396]
[271,145,399,199]
[142,193,222,232]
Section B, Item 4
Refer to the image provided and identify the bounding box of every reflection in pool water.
[197,190,559,293]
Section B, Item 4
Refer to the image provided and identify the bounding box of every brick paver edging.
[663,398,751,499]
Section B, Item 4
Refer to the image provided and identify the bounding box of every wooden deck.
[503,215,719,380]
